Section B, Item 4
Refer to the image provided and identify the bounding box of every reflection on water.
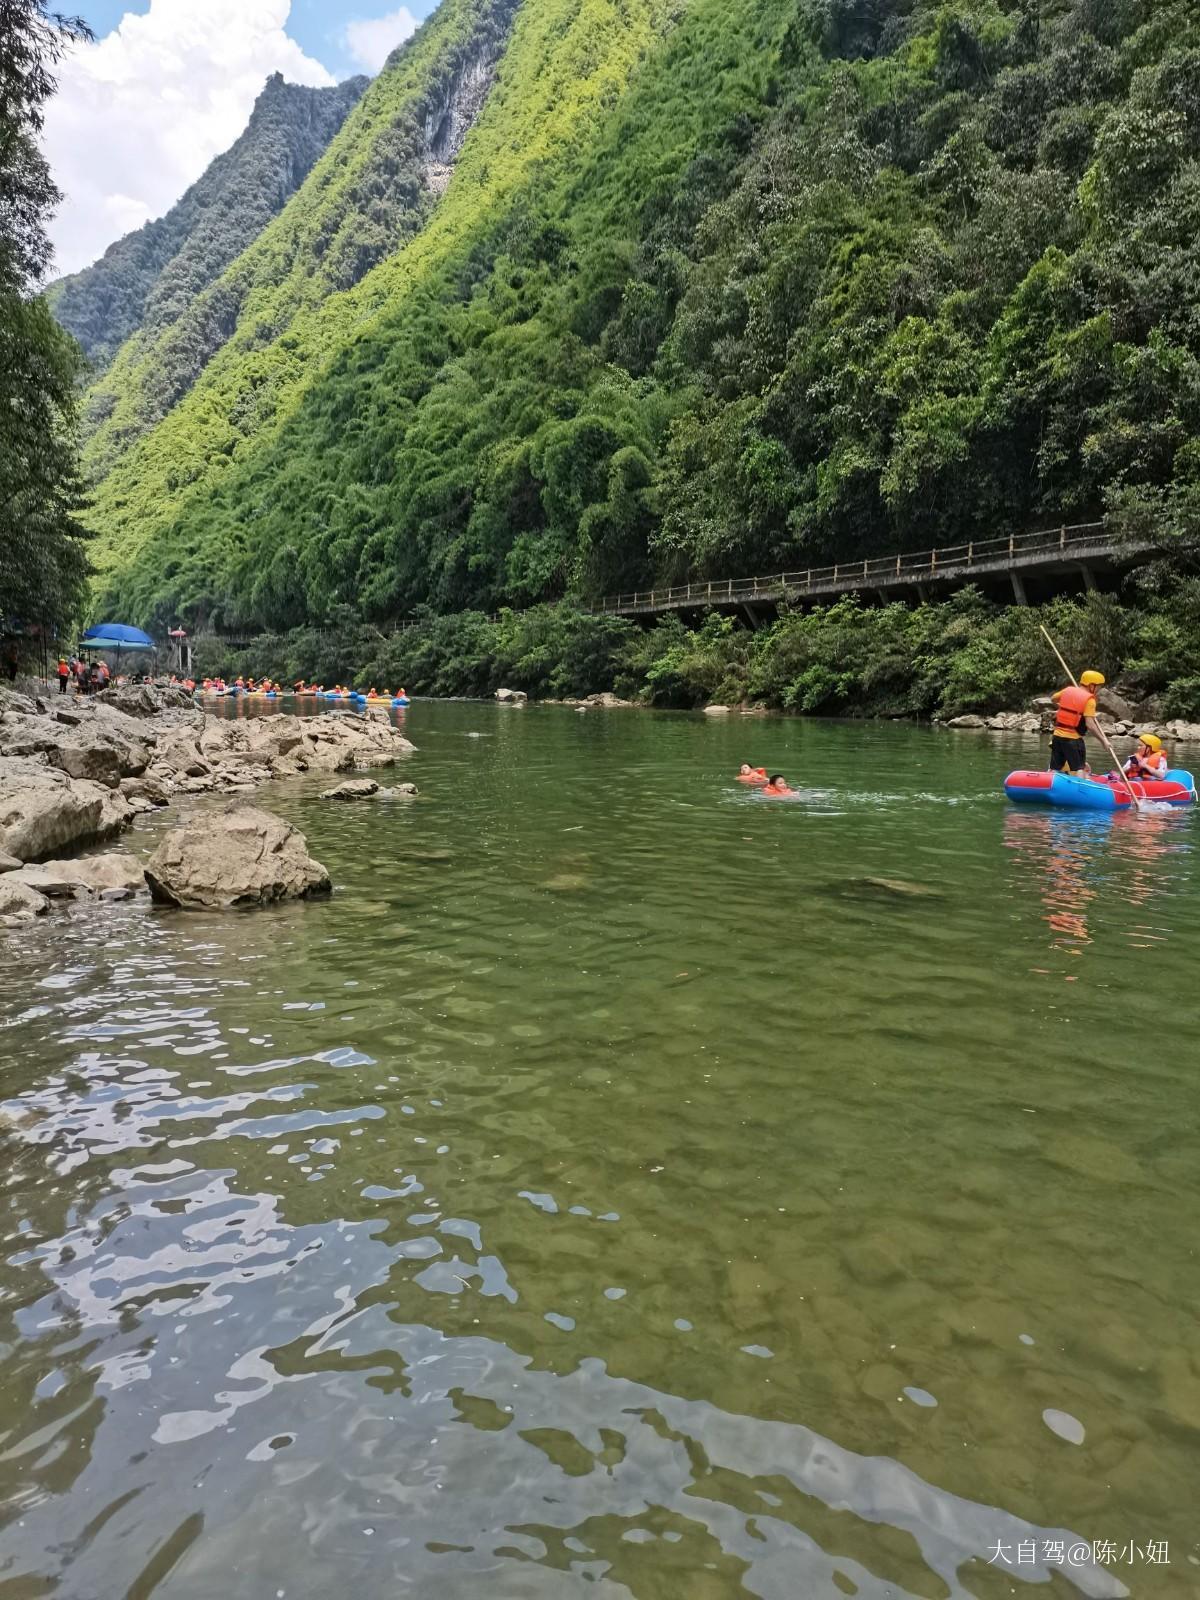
[1004,809,1191,956]
[1,708,1197,1597]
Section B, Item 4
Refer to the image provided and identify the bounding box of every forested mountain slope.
[47,74,367,374]
[76,0,522,485]
[90,0,1200,632]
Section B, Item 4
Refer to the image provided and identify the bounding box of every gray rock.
[120,775,171,806]
[985,711,1041,733]
[322,779,380,800]
[0,851,21,872]
[495,687,527,703]
[703,705,731,716]
[0,758,108,862]
[1096,687,1136,722]
[1166,720,1200,744]
[145,804,331,910]
[0,689,38,718]
[96,683,193,718]
[0,877,50,925]
[946,714,986,729]
[8,864,89,898]
[51,739,125,788]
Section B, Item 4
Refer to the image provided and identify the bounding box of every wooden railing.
[594,521,1133,615]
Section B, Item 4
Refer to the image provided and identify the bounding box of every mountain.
[47,74,367,376]
[84,0,1200,633]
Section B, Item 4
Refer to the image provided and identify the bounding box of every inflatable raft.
[1004,769,1197,810]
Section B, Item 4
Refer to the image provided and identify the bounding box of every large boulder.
[985,711,1041,733]
[495,687,527,703]
[145,804,331,910]
[0,758,109,862]
[0,877,50,926]
[946,713,986,729]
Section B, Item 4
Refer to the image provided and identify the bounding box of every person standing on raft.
[1049,669,1105,773]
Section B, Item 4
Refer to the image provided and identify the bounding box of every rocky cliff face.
[424,51,498,194]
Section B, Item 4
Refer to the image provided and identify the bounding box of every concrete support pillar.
[742,603,760,630]
[916,583,929,603]
[1011,570,1028,606]
[1078,564,1096,592]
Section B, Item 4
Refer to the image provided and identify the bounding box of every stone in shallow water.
[1042,1407,1086,1445]
[321,778,379,801]
[145,804,331,911]
[0,878,50,925]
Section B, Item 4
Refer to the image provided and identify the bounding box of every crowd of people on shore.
[56,656,112,695]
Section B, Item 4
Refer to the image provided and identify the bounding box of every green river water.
[1,702,1198,1599]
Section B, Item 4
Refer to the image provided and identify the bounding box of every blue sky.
[46,0,439,274]
[72,0,436,81]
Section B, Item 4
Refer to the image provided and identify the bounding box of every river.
[1,703,1197,1598]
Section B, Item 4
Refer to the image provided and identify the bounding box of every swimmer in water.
[737,764,768,783]
[762,774,792,796]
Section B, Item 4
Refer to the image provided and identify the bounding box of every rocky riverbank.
[0,686,415,924]
[938,690,1200,743]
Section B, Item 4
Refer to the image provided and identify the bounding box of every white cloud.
[344,8,419,75]
[42,0,334,277]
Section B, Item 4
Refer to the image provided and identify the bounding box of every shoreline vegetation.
[190,577,1200,728]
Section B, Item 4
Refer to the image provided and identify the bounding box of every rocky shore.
[0,686,415,924]
[939,690,1200,744]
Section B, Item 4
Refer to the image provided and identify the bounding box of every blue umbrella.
[80,623,156,651]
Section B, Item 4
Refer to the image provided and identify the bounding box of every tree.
[0,2,92,644]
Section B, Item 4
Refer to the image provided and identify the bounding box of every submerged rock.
[842,876,944,901]
[146,804,331,910]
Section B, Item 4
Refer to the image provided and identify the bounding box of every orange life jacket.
[737,768,767,783]
[763,782,791,796]
[1054,684,1093,734]
[1127,750,1167,780]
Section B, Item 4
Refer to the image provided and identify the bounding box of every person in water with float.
[737,764,768,784]
[1049,669,1105,772]
[762,774,792,796]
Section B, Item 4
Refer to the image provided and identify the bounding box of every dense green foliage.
[195,576,1200,720]
[91,0,1200,636]
[1,2,91,640]
[48,74,366,374]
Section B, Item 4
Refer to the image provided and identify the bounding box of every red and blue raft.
[1004,769,1197,810]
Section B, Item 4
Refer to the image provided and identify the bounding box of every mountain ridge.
[48,72,368,375]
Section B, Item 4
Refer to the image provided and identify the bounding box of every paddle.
[1039,624,1145,812]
